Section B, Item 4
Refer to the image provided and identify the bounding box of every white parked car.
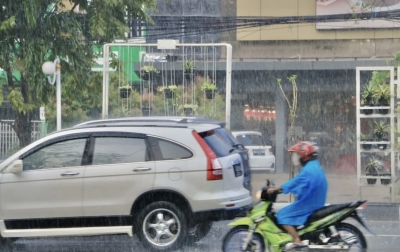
[232,131,275,172]
[0,120,252,251]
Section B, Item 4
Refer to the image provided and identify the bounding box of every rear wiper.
[233,143,245,149]
[229,148,236,153]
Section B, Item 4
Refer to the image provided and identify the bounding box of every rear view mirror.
[5,160,23,174]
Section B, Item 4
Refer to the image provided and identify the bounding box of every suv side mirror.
[5,160,23,174]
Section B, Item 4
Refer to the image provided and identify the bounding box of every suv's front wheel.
[135,201,188,251]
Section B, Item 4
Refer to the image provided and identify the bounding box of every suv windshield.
[235,134,266,147]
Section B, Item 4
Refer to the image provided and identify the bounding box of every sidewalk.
[251,172,400,220]
[251,173,398,203]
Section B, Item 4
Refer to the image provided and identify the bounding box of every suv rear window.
[148,137,193,160]
[199,130,232,157]
[214,128,239,146]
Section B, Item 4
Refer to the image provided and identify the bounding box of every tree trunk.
[13,77,33,148]
[14,111,32,148]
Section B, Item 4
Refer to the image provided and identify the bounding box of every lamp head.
[42,62,55,75]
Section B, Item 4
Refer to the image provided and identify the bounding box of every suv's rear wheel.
[135,201,188,251]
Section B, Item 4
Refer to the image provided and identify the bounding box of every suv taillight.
[192,131,223,180]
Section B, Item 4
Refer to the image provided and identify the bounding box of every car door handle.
[61,171,80,176]
[133,167,152,172]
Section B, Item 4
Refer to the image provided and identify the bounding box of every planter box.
[119,88,131,98]
[142,107,152,116]
[380,174,391,185]
[141,72,150,81]
[164,89,173,99]
[205,90,215,99]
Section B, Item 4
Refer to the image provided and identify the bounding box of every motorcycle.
[222,180,373,252]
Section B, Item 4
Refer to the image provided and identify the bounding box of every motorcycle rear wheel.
[335,223,367,252]
[222,226,265,252]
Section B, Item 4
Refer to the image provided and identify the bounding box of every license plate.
[253,150,265,156]
[233,164,242,177]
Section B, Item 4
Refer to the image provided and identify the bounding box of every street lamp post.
[42,57,61,131]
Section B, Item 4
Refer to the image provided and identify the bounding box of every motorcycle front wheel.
[222,226,265,252]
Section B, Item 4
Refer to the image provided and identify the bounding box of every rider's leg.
[282,225,302,244]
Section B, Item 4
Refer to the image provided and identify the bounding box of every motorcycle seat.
[304,203,353,226]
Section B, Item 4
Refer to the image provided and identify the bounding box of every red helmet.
[288,141,319,163]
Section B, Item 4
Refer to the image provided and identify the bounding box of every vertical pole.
[102,45,110,119]
[390,68,395,203]
[356,68,361,200]
[225,44,232,130]
[275,87,287,174]
[56,57,61,131]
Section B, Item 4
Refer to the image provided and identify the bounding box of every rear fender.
[349,211,375,235]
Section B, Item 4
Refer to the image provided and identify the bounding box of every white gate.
[101,41,233,129]
[0,120,42,158]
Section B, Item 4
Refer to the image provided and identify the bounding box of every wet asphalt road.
[1,220,399,252]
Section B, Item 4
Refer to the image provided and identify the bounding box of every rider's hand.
[267,188,276,194]
[267,186,281,194]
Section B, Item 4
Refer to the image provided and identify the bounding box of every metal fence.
[0,120,42,158]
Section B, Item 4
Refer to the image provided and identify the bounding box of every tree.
[0,0,155,147]
[277,75,298,202]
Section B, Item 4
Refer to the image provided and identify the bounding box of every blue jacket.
[277,159,328,226]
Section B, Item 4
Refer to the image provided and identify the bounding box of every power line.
[138,9,400,39]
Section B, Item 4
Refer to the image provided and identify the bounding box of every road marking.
[365,234,400,237]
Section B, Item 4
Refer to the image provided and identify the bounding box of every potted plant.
[360,133,372,150]
[183,60,196,82]
[201,82,217,99]
[183,60,196,74]
[364,157,382,184]
[372,83,390,114]
[380,169,391,185]
[158,85,178,99]
[180,104,198,116]
[361,83,375,115]
[140,65,158,81]
[119,85,132,98]
[373,120,390,149]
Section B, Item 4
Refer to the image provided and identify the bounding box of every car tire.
[135,201,188,251]
[188,222,213,242]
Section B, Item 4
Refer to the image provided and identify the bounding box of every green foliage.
[0,0,155,145]
[364,157,382,175]
[158,84,178,92]
[119,85,132,89]
[140,65,158,73]
[373,120,390,135]
[373,83,390,102]
[7,88,35,114]
[183,60,196,72]
[200,81,217,91]
[361,83,375,103]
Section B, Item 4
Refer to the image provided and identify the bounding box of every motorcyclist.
[267,141,328,250]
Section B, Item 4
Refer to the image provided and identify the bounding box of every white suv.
[0,121,252,251]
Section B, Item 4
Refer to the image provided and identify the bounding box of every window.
[199,130,232,158]
[148,137,192,161]
[235,134,266,147]
[22,138,87,170]
[92,137,148,165]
